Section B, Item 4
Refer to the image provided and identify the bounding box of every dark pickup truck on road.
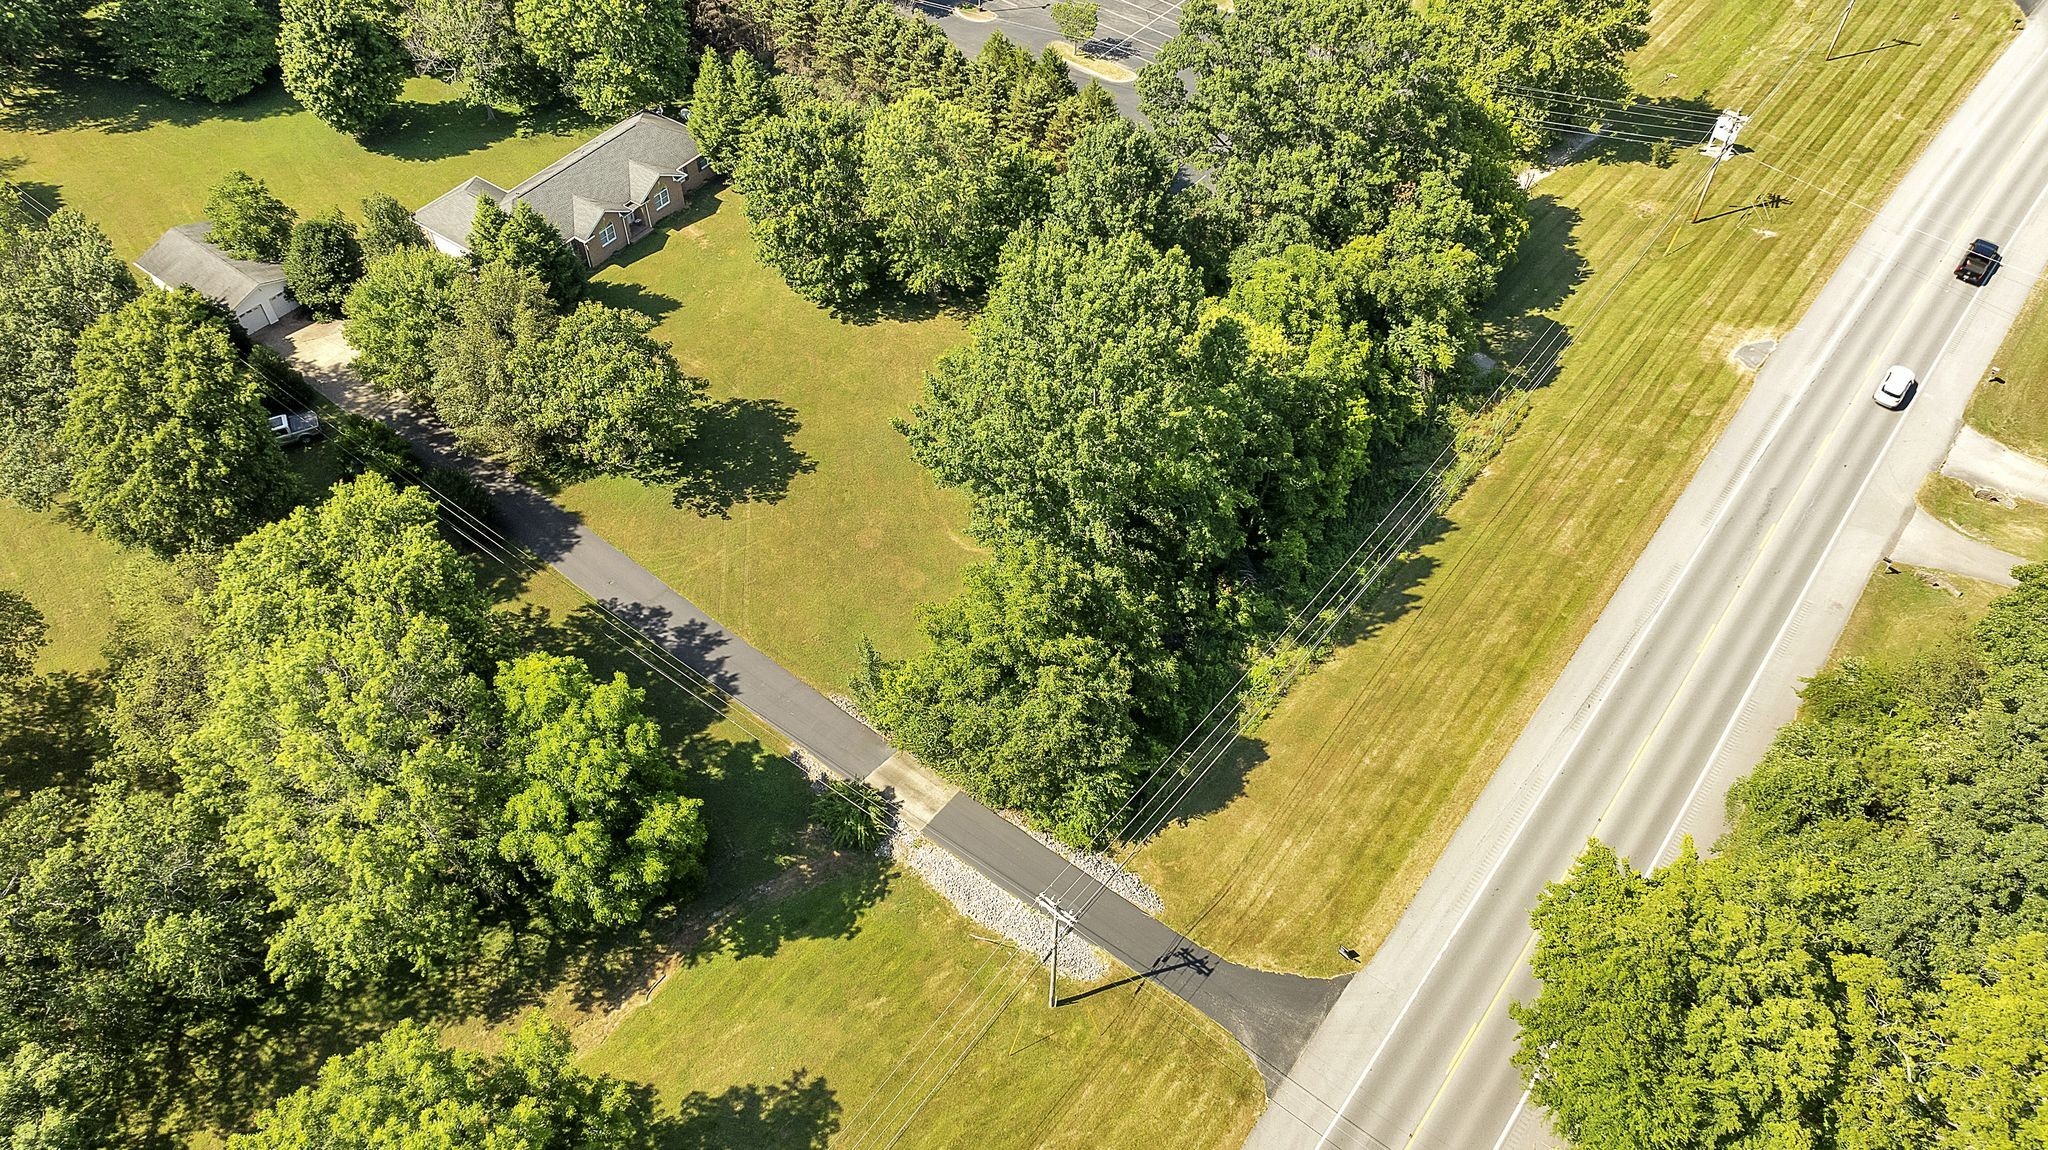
[1956,238,2001,284]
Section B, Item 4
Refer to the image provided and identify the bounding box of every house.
[413,113,714,271]
[133,223,296,333]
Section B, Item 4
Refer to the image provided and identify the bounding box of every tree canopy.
[278,0,410,136]
[1515,564,2048,1148]
[343,246,466,394]
[513,0,693,119]
[105,0,276,103]
[205,171,296,263]
[0,205,136,510]
[283,210,366,321]
[1141,0,1527,267]
[730,98,879,307]
[358,192,427,260]
[60,288,288,554]
[229,1016,660,1149]
[186,474,709,983]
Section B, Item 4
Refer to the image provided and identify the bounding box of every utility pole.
[1826,0,1859,59]
[1691,109,1751,223]
[1036,893,1077,1008]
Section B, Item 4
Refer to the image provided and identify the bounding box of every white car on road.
[1874,364,1917,410]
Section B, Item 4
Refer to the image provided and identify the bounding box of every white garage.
[135,223,297,334]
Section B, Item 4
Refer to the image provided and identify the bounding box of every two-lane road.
[1249,20,2048,1150]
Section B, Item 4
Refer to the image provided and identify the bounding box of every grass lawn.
[0,501,139,674]
[0,74,596,259]
[1830,561,2004,667]
[452,867,1263,1150]
[558,192,977,691]
[1133,0,2024,975]
[1967,275,2048,458]
[1919,473,2048,561]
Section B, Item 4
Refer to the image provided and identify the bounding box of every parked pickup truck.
[268,410,323,446]
[1956,238,2001,285]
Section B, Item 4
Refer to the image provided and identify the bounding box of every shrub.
[812,777,889,851]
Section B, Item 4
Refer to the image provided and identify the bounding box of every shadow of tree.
[691,856,891,964]
[662,1070,840,1150]
[0,671,108,800]
[366,101,594,163]
[0,74,290,135]
[646,397,818,517]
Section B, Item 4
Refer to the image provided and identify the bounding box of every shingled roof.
[412,176,509,250]
[134,224,285,311]
[503,114,702,242]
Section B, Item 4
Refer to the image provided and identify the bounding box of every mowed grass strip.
[0,76,596,259]
[566,870,1262,1150]
[1832,561,2005,667]
[1969,263,2048,455]
[1919,473,2048,561]
[1134,0,2022,975]
[558,193,977,690]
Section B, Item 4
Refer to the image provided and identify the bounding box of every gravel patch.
[904,839,1110,981]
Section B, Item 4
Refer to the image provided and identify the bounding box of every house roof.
[502,113,701,242]
[133,223,285,311]
[412,176,509,248]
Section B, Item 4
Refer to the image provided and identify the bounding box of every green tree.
[278,0,410,137]
[0,1042,97,1150]
[358,192,426,259]
[1513,842,1851,1150]
[107,0,275,103]
[342,246,466,394]
[1141,0,1525,265]
[282,210,365,320]
[1050,0,1097,46]
[0,205,136,509]
[495,653,707,926]
[1927,933,2048,1148]
[399,0,553,112]
[60,288,288,554]
[1436,0,1651,105]
[731,100,880,306]
[859,89,1049,296]
[467,194,510,258]
[0,0,80,95]
[905,226,1251,583]
[689,48,778,172]
[193,603,495,984]
[204,170,297,262]
[509,301,702,476]
[1041,80,1120,165]
[430,258,556,454]
[687,48,731,163]
[1048,118,1178,243]
[200,473,492,665]
[864,542,1150,843]
[229,1015,659,1149]
[470,199,583,304]
[194,477,497,984]
[512,0,692,119]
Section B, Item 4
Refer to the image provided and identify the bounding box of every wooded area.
[1516,567,2048,1149]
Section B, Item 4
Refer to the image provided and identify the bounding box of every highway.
[1246,18,2048,1150]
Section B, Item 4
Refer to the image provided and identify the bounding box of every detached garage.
[135,223,297,334]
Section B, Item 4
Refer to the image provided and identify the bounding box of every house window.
[652,187,670,211]
[599,222,617,246]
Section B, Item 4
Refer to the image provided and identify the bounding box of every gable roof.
[134,223,285,311]
[503,113,701,242]
[413,176,509,247]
